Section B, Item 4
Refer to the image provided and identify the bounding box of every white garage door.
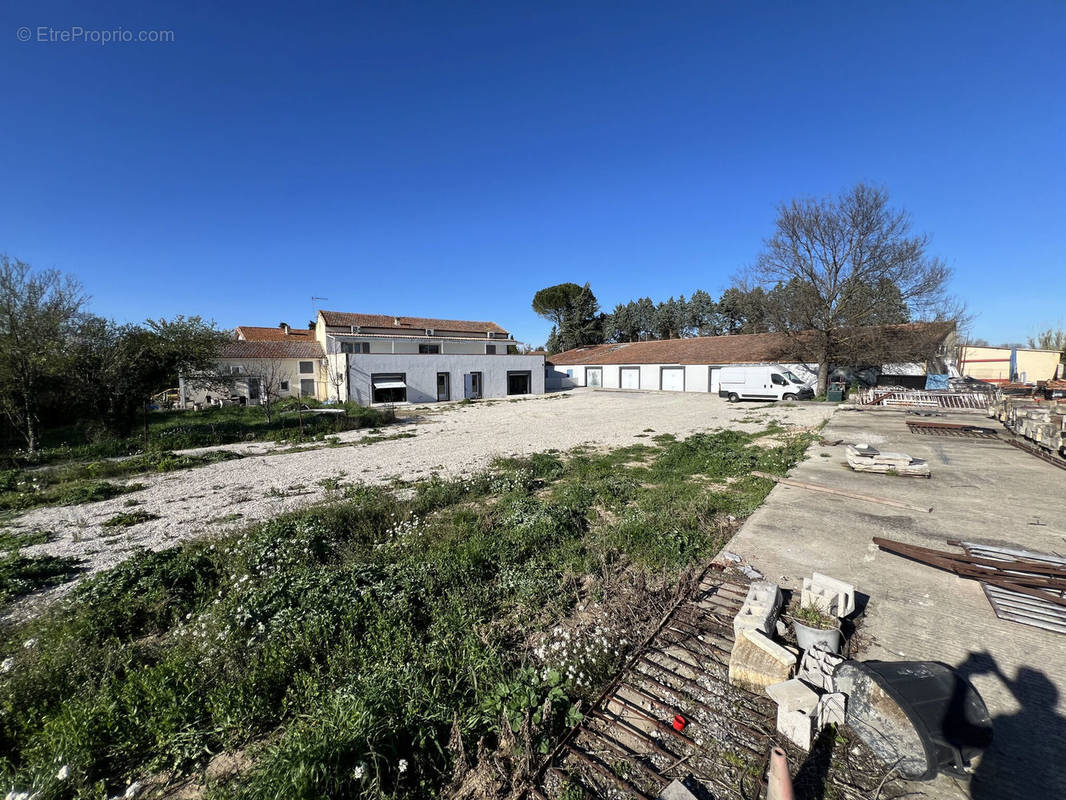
[661,367,684,392]
[620,367,640,390]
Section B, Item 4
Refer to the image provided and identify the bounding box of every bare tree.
[323,356,347,403]
[0,257,85,452]
[256,358,286,423]
[750,183,959,394]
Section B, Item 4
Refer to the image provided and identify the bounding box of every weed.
[101,510,160,528]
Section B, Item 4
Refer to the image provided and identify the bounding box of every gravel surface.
[9,390,836,586]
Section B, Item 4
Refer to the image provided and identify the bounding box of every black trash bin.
[833,660,993,780]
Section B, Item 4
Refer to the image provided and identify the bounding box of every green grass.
[100,510,160,528]
[8,402,396,467]
[0,425,813,799]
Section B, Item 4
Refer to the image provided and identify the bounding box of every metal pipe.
[767,747,794,800]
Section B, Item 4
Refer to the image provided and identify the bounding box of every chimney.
[279,322,290,335]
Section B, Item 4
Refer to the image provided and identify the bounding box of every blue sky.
[2,1,1063,347]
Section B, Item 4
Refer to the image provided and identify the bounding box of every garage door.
[620,367,640,390]
[661,367,684,392]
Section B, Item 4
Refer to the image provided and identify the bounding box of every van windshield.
[783,371,805,385]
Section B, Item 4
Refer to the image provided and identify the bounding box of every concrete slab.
[723,407,1066,799]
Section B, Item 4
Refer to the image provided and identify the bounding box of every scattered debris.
[905,419,999,439]
[733,580,782,638]
[874,538,1066,629]
[797,643,846,692]
[845,444,931,477]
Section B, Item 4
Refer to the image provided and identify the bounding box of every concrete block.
[801,573,856,618]
[798,643,846,691]
[777,706,816,750]
[766,678,820,712]
[816,692,846,728]
[728,629,796,691]
[659,779,699,800]
[733,580,782,637]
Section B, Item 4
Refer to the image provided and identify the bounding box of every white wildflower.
[22,639,36,649]
[125,780,143,798]
[57,764,70,780]
[1,658,13,673]
[353,764,365,779]
[398,759,408,774]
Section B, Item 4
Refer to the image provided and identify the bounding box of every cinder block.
[728,629,796,692]
[815,692,846,728]
[733,580,782,637]
[766,678,820,713]
[801,573,856,618]
[797,643,846,691]
[777,706,816,750]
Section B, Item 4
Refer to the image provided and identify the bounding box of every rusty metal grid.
[533,568,774,799]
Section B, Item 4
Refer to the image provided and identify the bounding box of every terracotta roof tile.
[319,310,508,335]
[220,340,324,359]
[235,326,315,341]
[548,323,954,366]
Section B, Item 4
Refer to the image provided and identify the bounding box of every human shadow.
[956,651,1066,798]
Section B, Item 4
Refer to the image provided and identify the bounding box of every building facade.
[313,310,545,404]
[956,345,1063,385]
[548,323,954,394]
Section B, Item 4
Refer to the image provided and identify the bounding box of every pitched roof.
[235,325,315,342]
[220,340,324,359]
[548,323,954,366]
[318,310,508,335]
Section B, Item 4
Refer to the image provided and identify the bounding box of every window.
[299,361,314,374]
[486,344,496,355]
[371,373,407,404]
[771,373,788,386]
[229,365,242,375]
[566,369,573,378]
[300,379,315,396]
[341,342,370,354]
[419,344,441,354]
[280,380,289,391]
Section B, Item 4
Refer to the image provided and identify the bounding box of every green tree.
[687,289,718,336]
[532,283,583,330]
[751,183,957,394]
[558,283,603,351]
[0,256,85,452]
[718,287,769,334]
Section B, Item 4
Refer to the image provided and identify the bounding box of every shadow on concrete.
[792,726,835,800]
[956,651,1066,798]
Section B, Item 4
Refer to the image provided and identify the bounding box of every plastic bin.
[833,660,992,780]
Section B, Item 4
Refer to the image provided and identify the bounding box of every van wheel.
[727,393,740,403]
[783,393,797,401]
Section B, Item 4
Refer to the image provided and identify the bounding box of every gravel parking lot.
[11,389,836,583]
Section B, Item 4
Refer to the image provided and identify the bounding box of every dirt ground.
[8,389,836,591]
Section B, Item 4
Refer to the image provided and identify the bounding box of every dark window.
[507,371,531,395]
[371,373,407,404]
[486,344,497,355]
[341,342,370,354]
[299,379,315,396]
[299,361,314,374]
[419,344,441,354]
[771,373,788,385]
[280,380,289,391]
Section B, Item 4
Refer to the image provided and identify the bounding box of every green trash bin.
[827,382,846,402]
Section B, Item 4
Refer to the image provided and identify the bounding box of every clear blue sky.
[2,1,1063,347]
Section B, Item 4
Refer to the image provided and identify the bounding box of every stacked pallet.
[990,394,1066,457]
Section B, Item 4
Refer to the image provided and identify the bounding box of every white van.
[718,366,814,402]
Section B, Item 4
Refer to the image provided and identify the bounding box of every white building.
[547,323,954,394]
[313,310,545,404]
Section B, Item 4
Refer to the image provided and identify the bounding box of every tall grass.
[0,426,812,799]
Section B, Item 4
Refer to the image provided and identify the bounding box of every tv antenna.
[311,296,328,324]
